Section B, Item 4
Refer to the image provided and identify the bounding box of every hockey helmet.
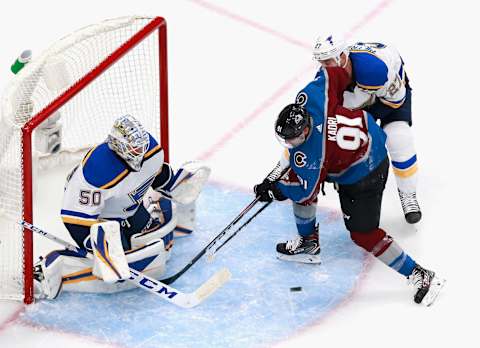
[312,34,349,67]
[275,103,312,149]
[107,114,150,171]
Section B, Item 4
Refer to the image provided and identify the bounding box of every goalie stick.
[160,165,290,285]
[19,220,231,308]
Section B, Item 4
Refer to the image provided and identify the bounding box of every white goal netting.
[0,16,167,301]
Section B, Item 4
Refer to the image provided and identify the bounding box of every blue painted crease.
[21,183,366,348]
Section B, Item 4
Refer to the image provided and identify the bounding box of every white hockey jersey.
[61,133,164,227]
[347,42,407,109]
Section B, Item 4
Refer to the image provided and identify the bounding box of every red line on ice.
[192,0,394,160]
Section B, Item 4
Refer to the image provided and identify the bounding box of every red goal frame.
[20,16,169,304]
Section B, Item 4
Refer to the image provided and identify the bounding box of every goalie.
[33,114,210,299]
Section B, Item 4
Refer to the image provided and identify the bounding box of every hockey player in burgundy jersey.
[312,35,421,224]
[254,67,444,305]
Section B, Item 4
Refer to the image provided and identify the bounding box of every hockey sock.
[293,202,316,237]
[351,228,416,277]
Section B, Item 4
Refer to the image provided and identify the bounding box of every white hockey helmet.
[107,114,150,171]
[312,34,349,67]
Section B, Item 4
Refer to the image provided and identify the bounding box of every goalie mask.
[107,114,149,171]
[275,104,312,149]
[312,34,349,67]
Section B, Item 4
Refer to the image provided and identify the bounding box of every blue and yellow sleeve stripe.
[100,169,129,189]
[379,64,406,108]
[144,144,162,161]
[61,209,99,227]
[380,96,406,109]
[82,146,96,166]
[82,143,131,189]
[392,154,418,178]
[357,82,384,91]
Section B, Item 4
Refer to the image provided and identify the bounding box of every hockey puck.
[290,286,302,292]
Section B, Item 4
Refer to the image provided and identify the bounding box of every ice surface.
[17,184,365,348]
[1,1,479,347]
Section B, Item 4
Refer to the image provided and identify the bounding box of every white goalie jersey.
[61,132,164,228]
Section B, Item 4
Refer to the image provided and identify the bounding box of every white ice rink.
[1,0,479,347]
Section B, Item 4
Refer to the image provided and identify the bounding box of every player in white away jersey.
[33,115,208,299]
[312,35,421,224]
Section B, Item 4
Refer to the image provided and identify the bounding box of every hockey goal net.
[0,16,169,303]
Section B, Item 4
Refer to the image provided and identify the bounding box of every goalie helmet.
[312,34,349,67]
[107,114,149,171]
[275,104,312,149]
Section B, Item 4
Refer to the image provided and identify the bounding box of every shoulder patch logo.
[294,151,307,168]
[296,92,307,106]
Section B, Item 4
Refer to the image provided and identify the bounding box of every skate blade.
[277,253,321,264]
[422,276,446,307]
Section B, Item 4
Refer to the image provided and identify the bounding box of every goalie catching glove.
[156,161,211,205]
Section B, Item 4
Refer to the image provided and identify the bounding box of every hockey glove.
[254,179,287,202]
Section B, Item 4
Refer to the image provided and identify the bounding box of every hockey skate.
[398,189,422,224]
[408,264,445,306]
[276,228,321,264]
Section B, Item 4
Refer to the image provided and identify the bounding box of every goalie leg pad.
[34,252,65,300]
[35,239,169,295]
[126,239,169,280]
[70,239,169,293]
[90,221,130,283]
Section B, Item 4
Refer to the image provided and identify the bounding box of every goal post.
[0,16,169,304]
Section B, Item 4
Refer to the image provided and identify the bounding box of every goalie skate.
[33,256,63,300]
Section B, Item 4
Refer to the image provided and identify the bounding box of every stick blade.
[183,267,231,308]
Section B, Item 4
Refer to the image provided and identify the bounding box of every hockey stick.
[19,220,231,308]
[159,196,262,285]
[160,165,290,285]
[207,200,272,256]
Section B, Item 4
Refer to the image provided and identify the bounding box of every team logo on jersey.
[125,175,156,212]
[294,151,307,168]
[296,92,307,106]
